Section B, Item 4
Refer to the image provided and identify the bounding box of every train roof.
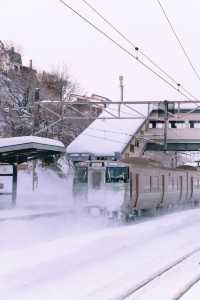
[122,157,162,167]
[123,158,199,171]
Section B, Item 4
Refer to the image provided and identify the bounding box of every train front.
[72,161,130,218]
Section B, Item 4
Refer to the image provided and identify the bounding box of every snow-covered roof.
[0,136,65,163]
[67,105,148,156]
[0,136,64,149]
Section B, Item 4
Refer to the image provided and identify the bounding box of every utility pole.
[12,164,17,206]
[164,100,168,152]
[118,75,124,117]
[32,88,40,191]
[33,88,40,133]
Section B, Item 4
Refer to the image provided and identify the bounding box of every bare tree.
[38,64,80,101]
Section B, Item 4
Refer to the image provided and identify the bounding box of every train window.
[191,177,194,195]
[143,176,151,193]
[168,175,178,192]
[74,167,88,183]
[197,178,200,188]
[106,167,129,183]
[91,171,102,189]
[150,176,152,192]
[178,176,183,193]
[194,177,200,189]
[177,176,183,192]
[151,176,160,192]
[177,177,179,191]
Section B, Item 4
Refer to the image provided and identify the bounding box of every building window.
[169,121,185,128]
[149,121,164,129]
[189,121,200,128]
[130,144,135,152]
[135,139,139,147]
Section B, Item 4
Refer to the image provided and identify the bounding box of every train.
[72,158,200,221]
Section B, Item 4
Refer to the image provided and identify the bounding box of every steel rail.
[173,275,200,299]
[119,246,200,300]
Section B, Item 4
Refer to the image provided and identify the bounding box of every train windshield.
[74,166,88,183]
[106,166,129,183]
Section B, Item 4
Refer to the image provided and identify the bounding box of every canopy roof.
[0,136,65,164]
[67,106,148,157]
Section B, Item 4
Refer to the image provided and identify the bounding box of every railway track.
[172,274,200,299]
[118,246,200,300]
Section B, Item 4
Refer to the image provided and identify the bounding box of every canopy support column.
[12,164,17,206]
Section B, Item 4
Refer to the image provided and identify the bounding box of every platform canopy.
[66,106,148,159]
[0,136,65,164]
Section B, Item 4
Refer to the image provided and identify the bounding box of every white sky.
[0,0,200,101]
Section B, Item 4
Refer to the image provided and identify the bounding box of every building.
[0,42,22,72]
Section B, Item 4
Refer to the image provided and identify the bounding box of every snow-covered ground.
[1,167,200,299]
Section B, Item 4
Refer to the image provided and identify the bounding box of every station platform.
[0,208,66,222]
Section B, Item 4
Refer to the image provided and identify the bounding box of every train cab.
[73,161,130,216]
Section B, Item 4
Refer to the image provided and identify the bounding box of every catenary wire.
[81,0,198,100]
[88,127,133,137]
[107,106,146,117]
[156,0,200,82]
[83,132,125,144]
[57,0,194,100]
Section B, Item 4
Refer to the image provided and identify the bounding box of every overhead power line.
[156,0,200,82]
[57,0,195,100]
[88,127,133,137]
[81,0,197,100]
[83,132,125,144]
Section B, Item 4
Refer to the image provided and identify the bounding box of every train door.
[190,176,194,200]
[87,165,106,204]
[134,173,140,208]
[73,165,88,204]
[105,166,130,215]
[159,174,165,207]
[88,168,105,189]
[127,172,139,210]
